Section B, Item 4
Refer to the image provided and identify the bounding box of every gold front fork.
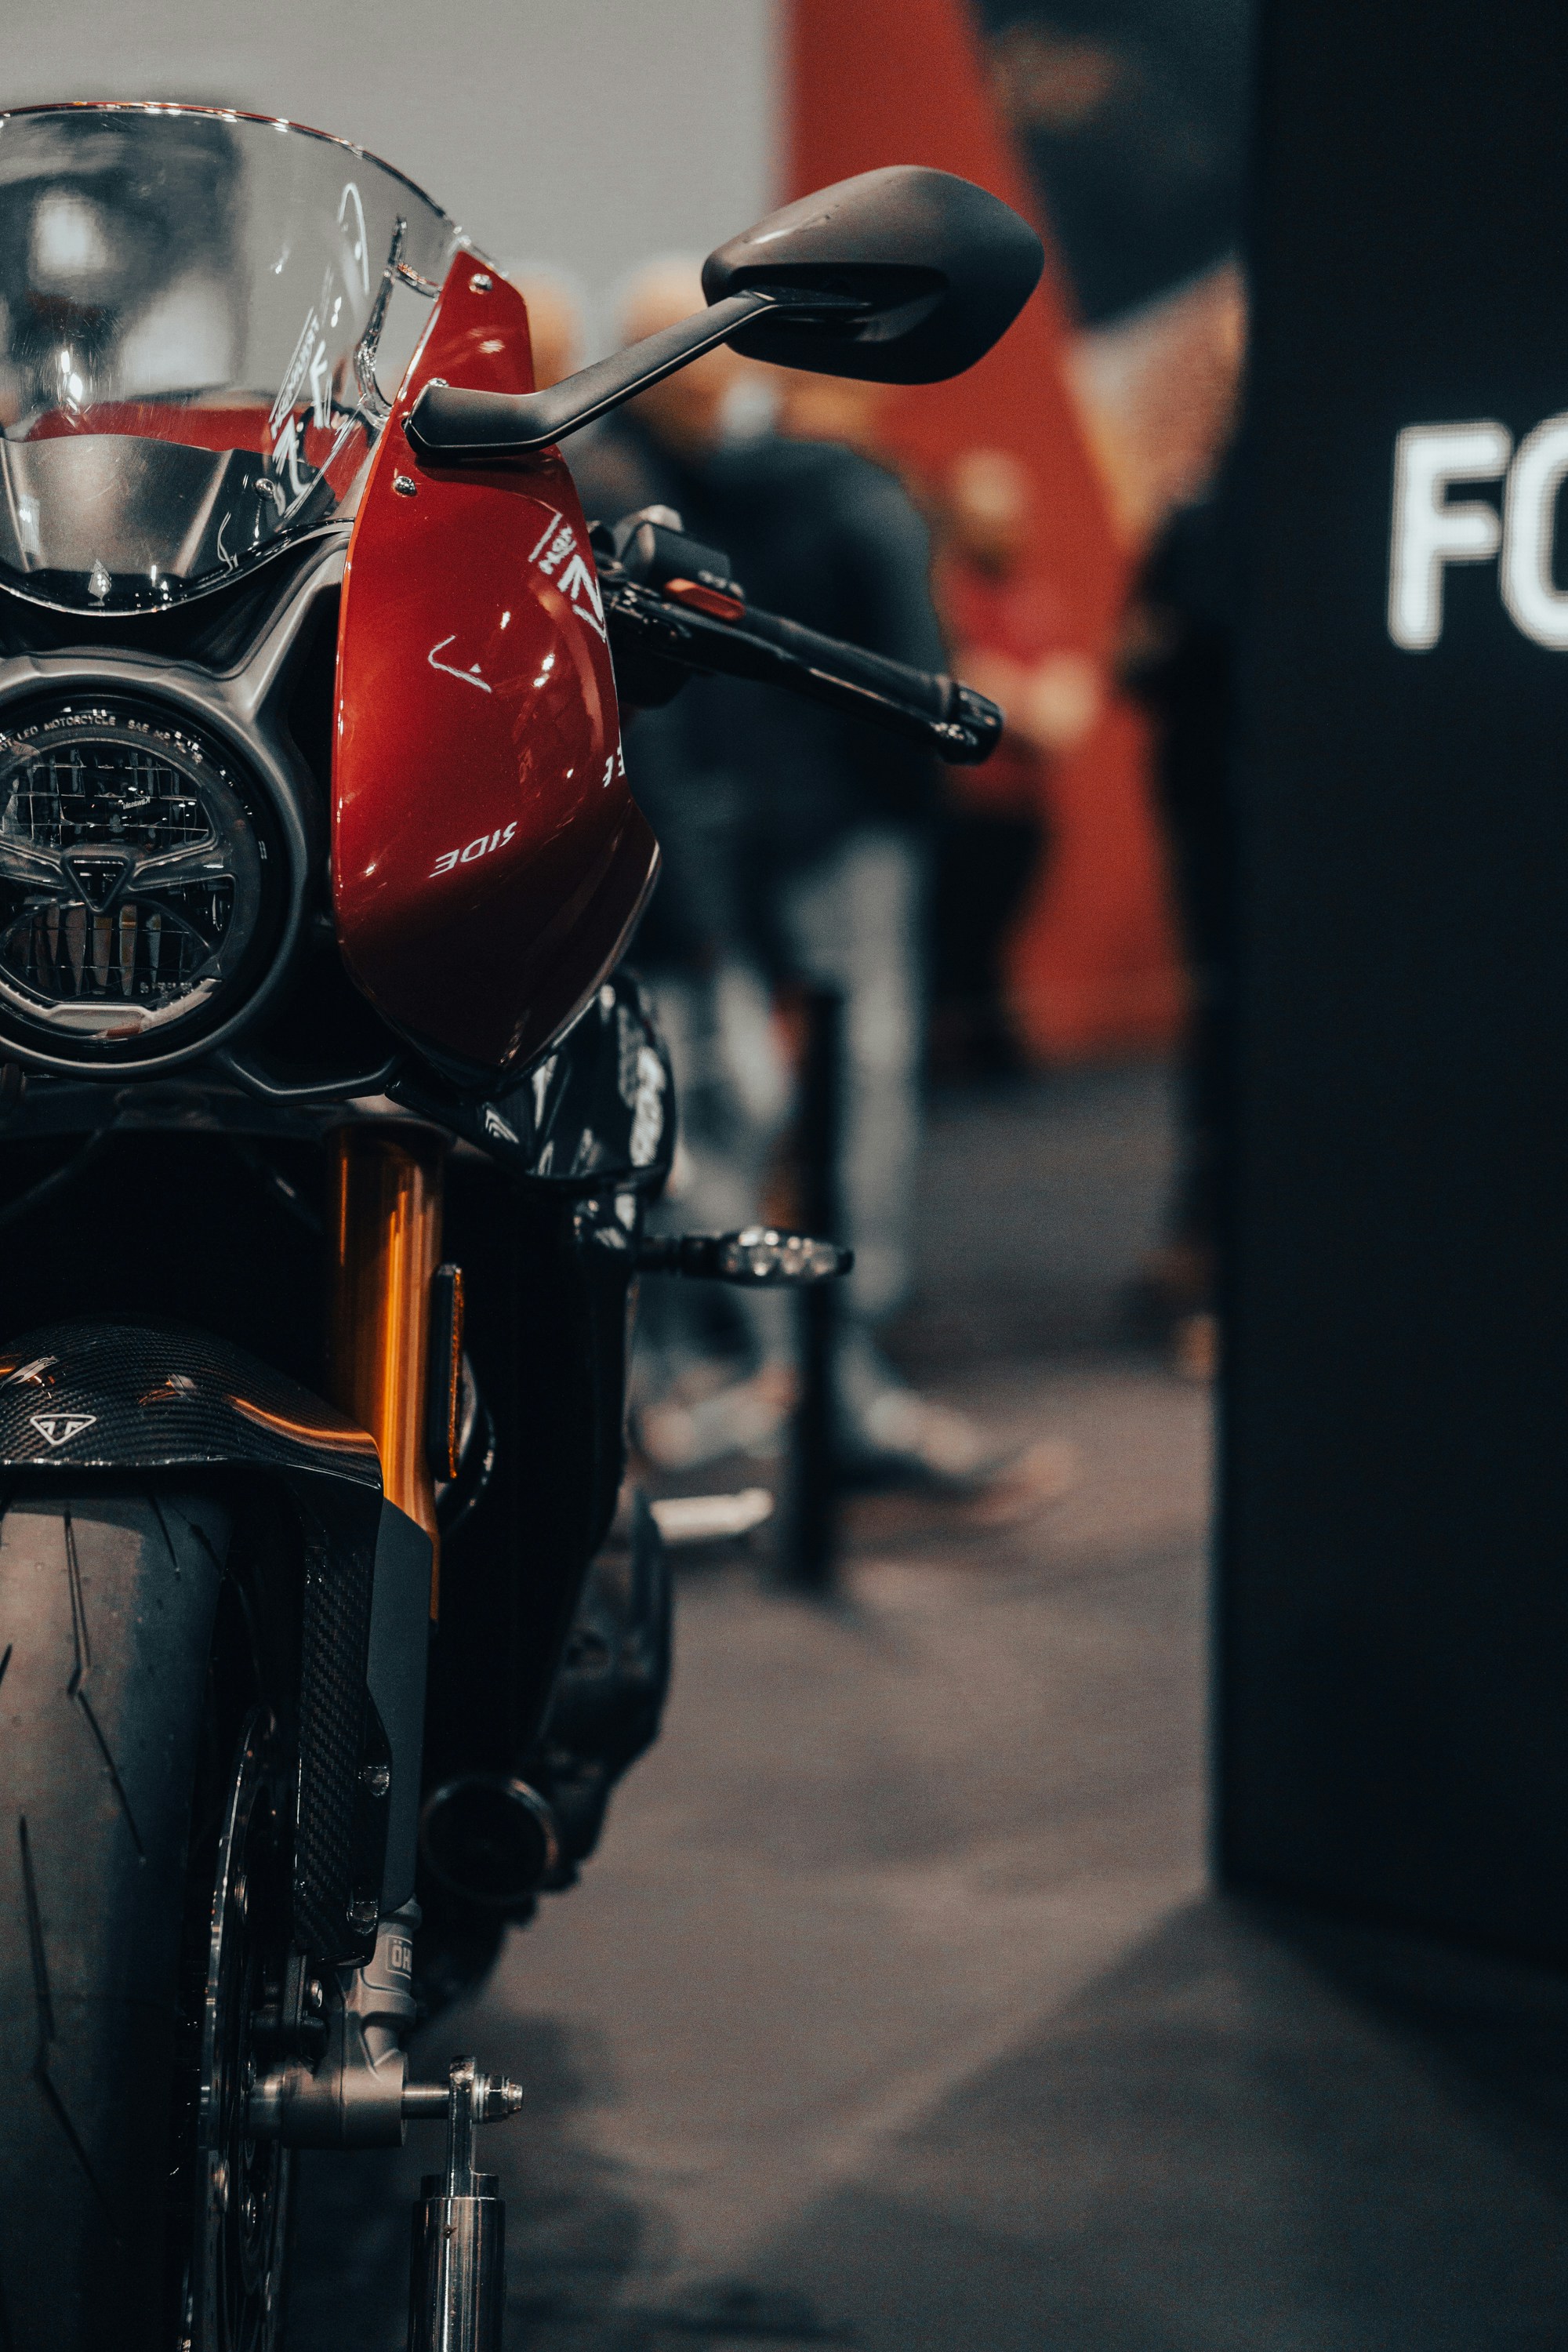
[327,1123,445,1610]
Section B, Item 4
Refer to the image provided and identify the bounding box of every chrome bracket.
[248,1906,524,2179]
[249,1905,422,2148]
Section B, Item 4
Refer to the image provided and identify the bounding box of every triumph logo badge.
[28,1413,96,1448]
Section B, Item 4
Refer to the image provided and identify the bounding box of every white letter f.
[1388,422,1512,650]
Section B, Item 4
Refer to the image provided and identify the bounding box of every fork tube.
[327,1123,445,1609]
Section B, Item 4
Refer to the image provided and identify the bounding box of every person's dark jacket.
[568,416,942,967]
[691,432,946,858]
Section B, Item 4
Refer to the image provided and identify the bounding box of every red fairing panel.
[333,261,658,1078]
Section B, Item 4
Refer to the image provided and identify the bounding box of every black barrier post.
[778,985,844,1590]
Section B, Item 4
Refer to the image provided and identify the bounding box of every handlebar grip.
[603,576,1004,764]
[736,604,950,720]
[717,602,1005,764]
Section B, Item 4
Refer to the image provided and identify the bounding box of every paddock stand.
[406,2057,524,2352]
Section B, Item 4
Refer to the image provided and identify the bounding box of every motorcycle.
[0,103,1040,2350]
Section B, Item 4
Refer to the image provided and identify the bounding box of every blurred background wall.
[788,0,1243,1059]
[5,0,1247,1062]
[0,0,780,326]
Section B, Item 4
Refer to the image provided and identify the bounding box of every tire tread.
[0,1486,231,2350]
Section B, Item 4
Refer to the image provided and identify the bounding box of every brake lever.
[598,567,1004,764]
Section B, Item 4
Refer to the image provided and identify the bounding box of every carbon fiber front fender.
[0,1318,404,1963]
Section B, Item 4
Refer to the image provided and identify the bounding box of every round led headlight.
[0,699,285,1064]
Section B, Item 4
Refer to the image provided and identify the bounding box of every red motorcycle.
[0,103,1039,2350]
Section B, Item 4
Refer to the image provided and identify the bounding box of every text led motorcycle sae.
[0,103,1041,2350]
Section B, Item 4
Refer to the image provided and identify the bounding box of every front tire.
[0,1484,293,2350]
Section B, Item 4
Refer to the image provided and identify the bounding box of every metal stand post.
[407,2056,522,2352]
[779,985,844,1590]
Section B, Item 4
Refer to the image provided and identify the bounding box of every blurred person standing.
[736,368,1006,1483]
[1110,280,1246,1381]
[1120,466,1238,1381]
[930,448,1102,1076]
[566,257,758,995]
[569,264,797,1461]
[699,361,1013,1484]
[573,269,1005,1486]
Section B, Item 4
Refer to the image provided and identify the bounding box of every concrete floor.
[291,1069,1568,2350]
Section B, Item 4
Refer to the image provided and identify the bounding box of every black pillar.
[778,985,844,1591]
[1222,0,1568,1957]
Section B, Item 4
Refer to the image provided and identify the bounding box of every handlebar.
[592,515,1004,766]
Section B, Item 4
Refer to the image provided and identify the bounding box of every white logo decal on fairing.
[427,633,493,693]
[528,509,566,565]
[29,1413,96,1447]
[557,550,608,641]
[430,822,517,880]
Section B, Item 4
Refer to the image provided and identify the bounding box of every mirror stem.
[407,291,777,464]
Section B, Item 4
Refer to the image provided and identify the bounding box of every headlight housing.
[0,698,285,1063]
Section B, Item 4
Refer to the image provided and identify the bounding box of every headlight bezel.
[0,662,310,1079]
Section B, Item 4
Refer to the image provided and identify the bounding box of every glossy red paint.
[333,261,658,1079]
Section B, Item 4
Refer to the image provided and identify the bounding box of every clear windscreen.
[0,104,466,611]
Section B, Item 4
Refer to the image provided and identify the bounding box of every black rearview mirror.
[701,166,1044,384]
[405,167,1044,465]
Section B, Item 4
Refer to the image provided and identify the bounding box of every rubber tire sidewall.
[0,1483,244,2350]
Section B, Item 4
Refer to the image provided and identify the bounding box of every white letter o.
[1503,414,1568,648]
